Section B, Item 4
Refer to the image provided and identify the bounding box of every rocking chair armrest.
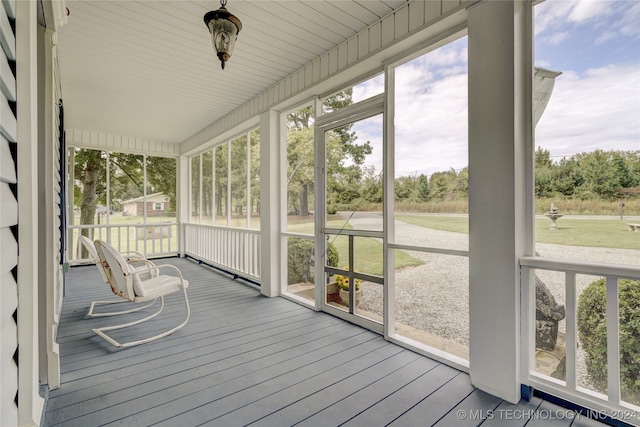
[127,258,159,277]
[130,264,188,288]
[121,250,146,259]
[127,258,153,266]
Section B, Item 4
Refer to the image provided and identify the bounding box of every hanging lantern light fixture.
[203,0,242,70]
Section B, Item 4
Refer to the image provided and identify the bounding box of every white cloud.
[595,31,617,45]
[536,64,640,158]
[548,31,570,46]
[354,5,639,178]
[389,62,639,177]
[535,0,637,49]
[568,0,609,23]
[352,74,384,103]
[616,2,640,38]
[393,71,469,177]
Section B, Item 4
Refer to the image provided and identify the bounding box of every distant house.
[122,192,170,217]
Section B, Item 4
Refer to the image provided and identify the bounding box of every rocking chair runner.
[77,235,159,317]
[93,239,191,348]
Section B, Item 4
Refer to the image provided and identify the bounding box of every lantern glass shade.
[204,7,241,69]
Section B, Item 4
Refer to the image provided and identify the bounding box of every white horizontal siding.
[0,135,16,183]
[1,0,14,19]
[0,183,17,228]
[1,46,15,102]
[0,0,14,61]
[180,0,469,154]
[1,0,18,421]
[0,228,17,276]
[67,128,180,156]
[0,93,16,142]
[0,283,18,425]
[0,271,17,319]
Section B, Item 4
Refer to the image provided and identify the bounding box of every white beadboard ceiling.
[56,0,407,144]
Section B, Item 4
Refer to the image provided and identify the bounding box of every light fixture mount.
[203,0,242,70]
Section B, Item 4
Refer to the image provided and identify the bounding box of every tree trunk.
[79,151,101,257]
[216,184,222,217]
[300,183,309,216]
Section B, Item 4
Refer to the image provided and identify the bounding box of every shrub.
[326,243,339,270]
[577,278,640,404]
[287,238,339,285]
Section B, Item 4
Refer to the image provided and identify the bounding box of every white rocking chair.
[93,239,190,348]
[78,235,158,317]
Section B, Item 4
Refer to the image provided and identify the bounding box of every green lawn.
[396,215,640,250]
[287,217,424,275]
[535,218,640,249]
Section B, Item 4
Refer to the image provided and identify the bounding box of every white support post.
[606,277,621,404]
[383,63,395,340]
[259,109,280,297]
[565,272,577,390]
[468,0,532,404]
[177,155,189,257]
[37,26,61,390]
[16,0,46,423]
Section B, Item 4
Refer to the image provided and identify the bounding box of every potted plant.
[334,267,362,307]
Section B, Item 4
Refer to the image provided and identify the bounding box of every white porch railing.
[520,256,640,425]
[68,222,178,264]
[184,223,261,282]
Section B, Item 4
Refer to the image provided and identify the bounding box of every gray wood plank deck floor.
[43,258,608,427]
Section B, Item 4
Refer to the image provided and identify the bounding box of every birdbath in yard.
[544,203,563,229]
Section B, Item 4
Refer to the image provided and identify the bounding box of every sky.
[348,0,640,178]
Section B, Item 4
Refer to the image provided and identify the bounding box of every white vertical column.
[383,64,395,340]
[37,26,61,390]
[16,0,45,423]
[177,155,189,256]
[468,0,532,404]
[259,110,280,297]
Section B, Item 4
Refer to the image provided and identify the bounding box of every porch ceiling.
[56,0,407,144]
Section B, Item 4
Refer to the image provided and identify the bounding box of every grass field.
[286,217,424,275]
[396,215,640,250]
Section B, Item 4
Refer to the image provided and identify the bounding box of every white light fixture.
[203,0,242,70]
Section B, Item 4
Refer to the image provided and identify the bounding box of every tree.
[286,89,373,215]
[249,129,261,216]
[287,127,314,215]
[74,149,106,236]
[535,147,552,168]
[215,144,228,217]
[550,157,583,197]
[416,174,430,202]
[533,148,639,200]
[229,135,248,218]
[74,149,177,231]
[579,150,622,199]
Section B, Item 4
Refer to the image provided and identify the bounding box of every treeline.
[336,149,639,212]
[534,148,640,200]
[391,149,640,206]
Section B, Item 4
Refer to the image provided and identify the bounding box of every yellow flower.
[334,266,361,291]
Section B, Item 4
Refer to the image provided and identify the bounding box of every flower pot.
[339,288,361,308]
[326,282,340,295]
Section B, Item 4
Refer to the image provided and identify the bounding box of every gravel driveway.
[342,212,639,385]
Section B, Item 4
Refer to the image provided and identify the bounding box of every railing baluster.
[606,276,621,404]
[520,256,639,418]
[69,222,179,265]
[182,223,260,281]
[565,272,577,390]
